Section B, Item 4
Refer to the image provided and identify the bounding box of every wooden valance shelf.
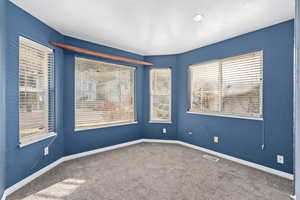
[49,41,153,66]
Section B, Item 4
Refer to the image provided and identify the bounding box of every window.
[75,57,136,130]
[149,68,172,123]
[189,51,263,119]
[19,37,56,145]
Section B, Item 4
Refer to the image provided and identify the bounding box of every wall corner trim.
[2,139,294,199]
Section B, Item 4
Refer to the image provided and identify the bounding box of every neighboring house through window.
[189,51,263,119]
[75,57,136,130]
[149,68,172,123]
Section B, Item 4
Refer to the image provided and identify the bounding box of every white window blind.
[190,61,220,113]
[75,57,136,130]
[221,52,262,116]
[19,36,55,144]
[150,68,172,122]
[189,51,263,119]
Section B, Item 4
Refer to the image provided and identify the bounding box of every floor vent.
[203,154,220,162]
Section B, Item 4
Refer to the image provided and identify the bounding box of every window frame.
[149,67,172,123]
[74,56,137,131]
[18,36,57,147]
[187,51,263,120]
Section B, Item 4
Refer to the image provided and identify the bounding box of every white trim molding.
[19,132,57,148]
[141,139,293,180]
[141,139,178,144]
[177,141,293,180]
[3,158,64,198]
[1,193,6,200]
[2,139,144,199]
[2,139,294,200]
[75,121,138,132]
[63,139,142,162]
[186,111,263,121]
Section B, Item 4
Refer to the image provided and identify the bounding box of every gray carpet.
[7,143,292,200]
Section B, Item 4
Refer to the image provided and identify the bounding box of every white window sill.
[75,121,138,132]
[186,111,263,121]
[19,132,57,148]
[148,121,172,124]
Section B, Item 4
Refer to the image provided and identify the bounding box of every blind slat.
[75,57,135,130]
[150,68,172,122]
[190,61,221,113]
[19,37,55,140]
[189,51,263,118]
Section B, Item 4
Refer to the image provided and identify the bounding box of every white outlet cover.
[163,128,167,134]
[214,136,219,143]
[277,155,284,164]
[44,147,49,156]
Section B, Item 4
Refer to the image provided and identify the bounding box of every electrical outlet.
[44,147,49,156]
[277,155,284,164]
[213,136,219,143]
[162,128,167,134]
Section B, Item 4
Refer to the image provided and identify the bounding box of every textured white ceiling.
[10,0,294,55]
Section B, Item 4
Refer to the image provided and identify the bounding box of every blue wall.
[142,55,178,140]
[63,36,144,155]
[176,20,294,173]
[6,2,65,187]
[3,2,294,191]
[0,0,7,198]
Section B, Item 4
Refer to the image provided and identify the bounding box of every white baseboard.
[177,141,294,180]
[2,138,294,199]
[1,192,5,200]
[140,139,178,144]
[4,158,65,198]
[63,139,143,161]
[141,139,293,180]
[3,139,144,199]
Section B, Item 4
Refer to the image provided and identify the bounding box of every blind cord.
[261,120,265,151]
